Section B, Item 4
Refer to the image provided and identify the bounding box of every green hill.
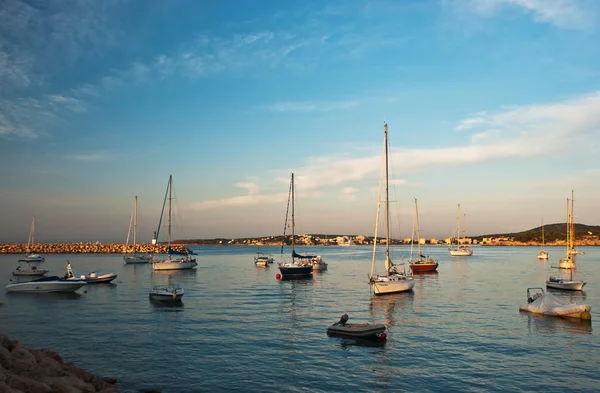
[473,223,600,243]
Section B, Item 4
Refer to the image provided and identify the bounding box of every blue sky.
[2,0,600,243]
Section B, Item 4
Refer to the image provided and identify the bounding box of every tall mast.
[384,122,391,273]
[133,196,138,251]
[168,175,172,247]
[571,190,575,253]
[291,173,295,261]
[541,218,545,249]
[415,198,421,257]
[565,198,569,259]
[464,213,468,242]
[457,204,461,245]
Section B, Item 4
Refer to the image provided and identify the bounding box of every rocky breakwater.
[0,334,119,392]
[0,243,191,255]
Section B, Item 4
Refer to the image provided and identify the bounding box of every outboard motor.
[337,314,349,326]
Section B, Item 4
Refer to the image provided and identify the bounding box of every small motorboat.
[64,262,117,284]
[254,247,274,267]
[326,314,387,339]
[12,260,49,277]
[546,276,586,291]
[149,276,184,302]
[6,276,86,293]
[519,287,591,320]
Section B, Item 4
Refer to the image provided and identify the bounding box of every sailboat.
[537,219,549,260]
[448,205,473,256]
[277,173,317,278]
[559,196,575,269]
[567,190,584,256]
[151,175,198,271]
[23,216,45,262]
[409,198,439,273]
[368,122,414,295]
[254,246,274,267]
[123,196,152,264]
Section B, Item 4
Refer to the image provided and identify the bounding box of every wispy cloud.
[67,153,109,161]
[191,192,289,211]
[450,0,595,29]
[268,100,359,113]
[340,187,358,201]
[193,91,600,209]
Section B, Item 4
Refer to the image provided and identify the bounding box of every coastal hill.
[173,223,600,246]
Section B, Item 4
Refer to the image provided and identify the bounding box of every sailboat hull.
[546,279,586,291]
[558,258,575,269]
[410,261,438,272]
[123,255,152,264]
[537,252,549,260]
[278,264,313,277]
[369,276,414,295]
[449,248,473,256]
[152,258,198,271]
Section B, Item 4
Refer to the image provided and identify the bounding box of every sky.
[1,0,600,243]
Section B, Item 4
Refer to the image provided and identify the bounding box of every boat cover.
[292,250,317,259]
[168,248,188,256]
[519,292,591,317]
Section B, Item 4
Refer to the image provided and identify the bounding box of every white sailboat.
[537,218,549,260]
[368,122,414,295]
[559,196,575,269]
[123,196,152,264]
[24,216,45,262]
[278,173,318,278]
[448,205,473,256]
[546,266,586,291]
[151,175,198,271]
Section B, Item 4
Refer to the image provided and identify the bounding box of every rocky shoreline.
[0,334,119,393]
[0,243,190,255]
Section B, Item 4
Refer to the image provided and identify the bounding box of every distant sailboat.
[409,198,439,273]
[448,205,473,257]
[123,196,152,264]
[151,175,198,271]
[559,196,575,269]
[368,122,414,295]
[537,219,549,260]
[277,173,316,278]
[24,216,45,262]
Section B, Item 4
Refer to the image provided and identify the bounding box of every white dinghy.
[519,287,591,320]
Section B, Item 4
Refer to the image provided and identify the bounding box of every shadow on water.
[151,269,198,278]
[333,335,387,349]
[149,298,185,311]
[5,291,83,301]
[523,313,592,334]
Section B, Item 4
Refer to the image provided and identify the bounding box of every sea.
[1,245,599,393]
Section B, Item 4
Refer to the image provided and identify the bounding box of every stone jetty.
[0,243,190,255]
[0,333,119,392]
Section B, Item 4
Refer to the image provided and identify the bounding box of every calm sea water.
[1,246,599,393]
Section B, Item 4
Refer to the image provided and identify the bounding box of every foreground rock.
[0,334,119,393]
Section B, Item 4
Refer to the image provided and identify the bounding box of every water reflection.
[369,292,414,328]
[524,313,592,334]
[150,298,185,310]
[151,269,198,278]
[5,291,83,301]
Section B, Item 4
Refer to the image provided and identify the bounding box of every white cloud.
[235,182,260,195]
[340,187,358,201]
[453,0,595,29]
[68,153,109,161]
[191,193,288,211]
[192,90,600,210]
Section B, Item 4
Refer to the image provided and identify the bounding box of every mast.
[384,122,391,274]
[541,218,545,250]
[456,204,461,246]
[565,198,569,259]
[415,198,421,257]
[571,190,575,254]
[168,175,172,248]
[291,173,295,262]
[371,125,386,277]
[133,196,138,252]
[464,213,468,245]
